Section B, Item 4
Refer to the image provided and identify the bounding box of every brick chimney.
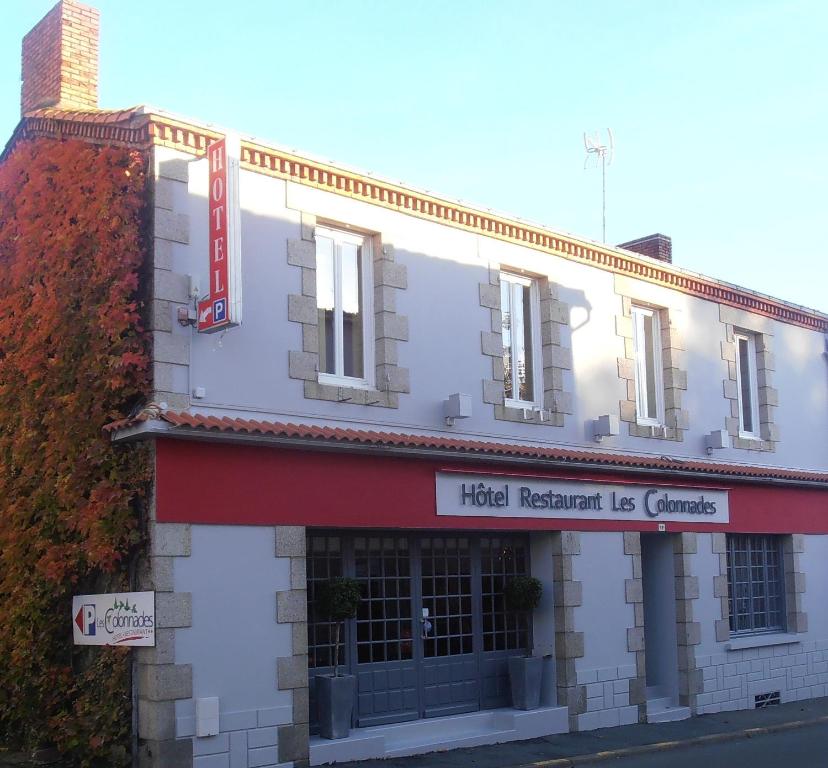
[21,0,100,115]
[617,233,672,264]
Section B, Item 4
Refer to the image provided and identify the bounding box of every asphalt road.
[578,722,828,767]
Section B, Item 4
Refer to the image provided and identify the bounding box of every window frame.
[315,225,375,389]
[734,331,761,439]
[726,533,786,636]
[631,305,665,427]
[500,272,542,410]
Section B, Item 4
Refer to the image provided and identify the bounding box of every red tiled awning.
[104,409,828,487]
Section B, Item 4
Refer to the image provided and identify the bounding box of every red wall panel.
[155,439,828,534]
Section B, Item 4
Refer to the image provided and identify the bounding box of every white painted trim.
[501,272,542,409]
[631,305,665,427]
[725,633,800,651]
[315,226,375,388]
[734,332,761,439]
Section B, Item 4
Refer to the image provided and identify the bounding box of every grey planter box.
[509,656,543,710]
[317,674,356,739]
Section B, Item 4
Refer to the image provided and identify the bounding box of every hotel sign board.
[72,591,155,647]
[436,473,729,524]
[198,135,242,333]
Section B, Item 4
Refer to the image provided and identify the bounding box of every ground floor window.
[726,533,785,634]
[307,531,531,729]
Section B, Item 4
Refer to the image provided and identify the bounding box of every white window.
[631,306,664,425]
[315,227,374,388]
[734,332,760,438]
[500,273,541,407]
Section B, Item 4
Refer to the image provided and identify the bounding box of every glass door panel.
[420,536,479,718]
[353,535,418,726]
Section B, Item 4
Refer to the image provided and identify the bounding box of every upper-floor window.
[500,273,541,407]
[734,332,760,438]
[631,305,664,425]
[727,533,785,635]
[316,226,374,387]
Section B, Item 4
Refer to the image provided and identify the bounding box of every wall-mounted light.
[705,429,729,456]
[593,414,620,442]
[444,393,472,427]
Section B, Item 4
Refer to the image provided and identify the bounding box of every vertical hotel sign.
[198,136,242,332]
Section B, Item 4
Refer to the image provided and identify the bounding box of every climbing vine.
[0,137,151,766]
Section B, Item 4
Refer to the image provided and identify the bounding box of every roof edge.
[3,107,826,328]
[106,411,828,490]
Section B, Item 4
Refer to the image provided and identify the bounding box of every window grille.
[727,534,785,634]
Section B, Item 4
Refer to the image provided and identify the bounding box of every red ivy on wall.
[0,138,151,766]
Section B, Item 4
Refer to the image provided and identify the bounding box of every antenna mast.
[583,129,614,243]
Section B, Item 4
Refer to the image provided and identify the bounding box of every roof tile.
[103,409,828,486]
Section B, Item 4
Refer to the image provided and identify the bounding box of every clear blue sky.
[2,1,826,312]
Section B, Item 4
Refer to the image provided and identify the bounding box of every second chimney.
[21,0,100,116]
[617,233,672,264]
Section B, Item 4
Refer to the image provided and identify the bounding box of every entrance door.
[307,532,531,731]
[420,536,479,717]
[640,534,679,704]
[352,535,418,726]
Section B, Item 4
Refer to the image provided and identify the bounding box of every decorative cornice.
[3,109,826,333]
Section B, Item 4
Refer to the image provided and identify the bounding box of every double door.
[307,533,530,729]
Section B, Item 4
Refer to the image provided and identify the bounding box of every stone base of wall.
[696,638,828,713]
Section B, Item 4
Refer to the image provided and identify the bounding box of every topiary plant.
[317,577,362,676]
[503,575,543,655]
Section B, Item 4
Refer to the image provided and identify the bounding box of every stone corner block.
[278,723,310,763]
[626,626,645,652]
[479,282,500,309]
[155,592,192,629]
[624,579,643,604]
[137,699,176,741]
[154,209,190,245]
[288,293,318,325]
[374,260,407,290]
[276,526,306,557]
[150,523,191,558]
[137,663,192,702]
[482,379,504,405]
[293,686,310,725]
[788,612,808,633]
[156,155,190,183]
[277,655,309,691]
[673,532,697,554]
[276,589,308,624]
[137,737,193,768]
[557,530,581,556]
[288,350,318,381]
[623,531,641,556]
[287,238,316,268]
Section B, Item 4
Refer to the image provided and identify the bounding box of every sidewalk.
[341,696,828,768]
[3,697,828,767]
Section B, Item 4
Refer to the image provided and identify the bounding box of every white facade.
[129,134,828,768]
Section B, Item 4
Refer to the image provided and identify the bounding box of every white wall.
[574,533,639,730]
[155,145,828,471]
[174,526,294,749]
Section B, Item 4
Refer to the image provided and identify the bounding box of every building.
[3,3,828,767]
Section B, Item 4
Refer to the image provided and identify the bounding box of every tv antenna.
[583,129,614,243]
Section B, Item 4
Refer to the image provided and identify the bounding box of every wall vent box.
[593,414,620,438]
[706,429,729,450]
[444,393,472,420]
[196,696,220,737]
